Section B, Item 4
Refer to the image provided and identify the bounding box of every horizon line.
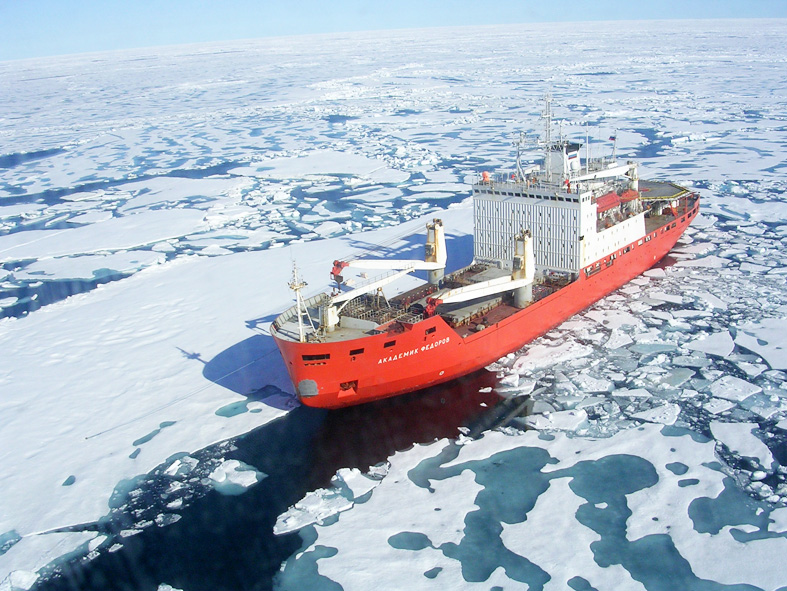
[2,16,785,64]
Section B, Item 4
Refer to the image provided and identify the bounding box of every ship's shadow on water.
[37,367,501,591]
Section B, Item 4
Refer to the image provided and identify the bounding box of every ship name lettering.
[420,336,450,352]
[376,337,451,364]
[377,347,421,365]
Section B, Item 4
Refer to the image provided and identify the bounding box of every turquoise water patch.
[215,385,296,417]
[0,530,22,556]
[689,477,770,535]
[678,478,700,487]
[274,541,342,591]
[410,444,555,586]
[666,462,689,475]
[564,458,763,590]
[404,439,755,589]
[215,400,249,417]
[662,425,712,443]
[132,421,176,446]
[132,431,158,446]
[388,531,432,551]
[108,475,147,509]
[568,576,600,591]
[424,567,442,579]
[62,475,76,486]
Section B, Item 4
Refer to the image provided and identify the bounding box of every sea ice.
[11,251,165,281]
[585,309,640,329]
[648,291,684,305]
[2,215,467,577]
[208,460,267,496]
[740,262,770,273]
[604,329,633,349]
[684,330,734,357]
[675,255,727,268]
[703,399,736,415]
[0,570,38,591]
[734,319,787,370]
[571,373,613,393]
[631,403,681,425]
[708,375,762,402]
[332,468,380,500]
[709,422,777,472]
[273,488,354,536]
[0,209,208,263]
[522,409,588,432]
[512,341,593,373]
[280,424,786,590]
[612,388,651,398]
[692,290,728,310]
[234,150,407,183]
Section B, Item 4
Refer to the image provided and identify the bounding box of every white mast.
[542,94,553,183]
[585,122,590,174]
[514,131,525,180]
[288,261,313,343]
[611,129,618,162]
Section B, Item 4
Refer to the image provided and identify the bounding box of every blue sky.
[1,0,786,61]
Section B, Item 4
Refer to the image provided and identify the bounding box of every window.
[302,353,330,361]
[425,327,437,335]
[349,348,365,356]
[384,340,396,348]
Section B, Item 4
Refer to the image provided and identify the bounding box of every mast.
[611,129,618,162]
[288,261,313,343]
[585,123,590,174]
[542,94,553,183]
[514,131,525,181]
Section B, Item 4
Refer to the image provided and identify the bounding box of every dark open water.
[35,371,501,591]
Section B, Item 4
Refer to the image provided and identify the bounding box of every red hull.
[273,200,700,409]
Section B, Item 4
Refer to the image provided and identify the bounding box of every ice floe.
[278,425,787,590]
[710,422,776,473]
[208,459,267,496]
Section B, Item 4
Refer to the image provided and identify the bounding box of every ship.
[271,98,700,409]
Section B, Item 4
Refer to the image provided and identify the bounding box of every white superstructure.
[472,96,642,276]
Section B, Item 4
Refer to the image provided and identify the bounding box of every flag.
[609,135,617,141]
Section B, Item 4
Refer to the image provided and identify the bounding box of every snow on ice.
[208,460,267,496]
[2,16,787,591]
[277,426,787,590]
